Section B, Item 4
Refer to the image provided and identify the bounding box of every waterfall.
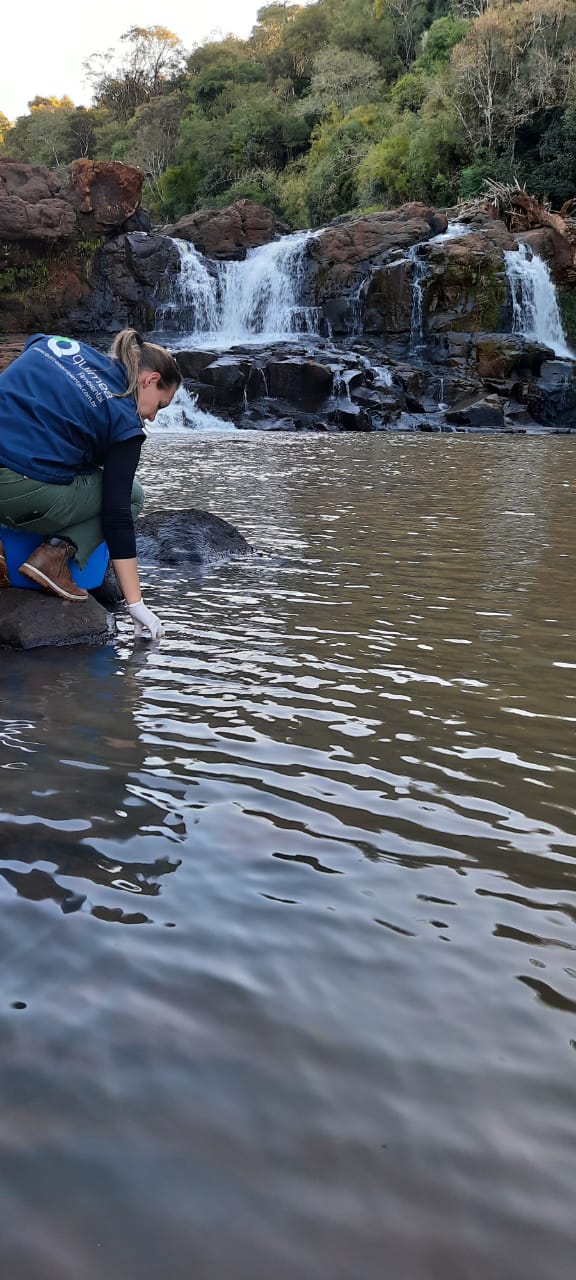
[408,244,427,349]
[157,231,320,346]
[504,243,573,359]
[155,243,220,334]
[407,223,473,350]
[430,220,472,244]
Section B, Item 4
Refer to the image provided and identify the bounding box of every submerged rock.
[135,507,255,566]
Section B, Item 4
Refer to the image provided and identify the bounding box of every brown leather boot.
[19,538,88,601]
[0,538,10,588]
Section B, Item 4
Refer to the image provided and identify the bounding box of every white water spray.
[145,386,235,433]
[504,243,573,359]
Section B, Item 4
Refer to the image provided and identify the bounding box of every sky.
[2,1,266,121]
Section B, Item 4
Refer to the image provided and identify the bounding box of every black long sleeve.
[101,436,143,559]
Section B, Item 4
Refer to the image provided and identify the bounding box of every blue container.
[0,526,109,591]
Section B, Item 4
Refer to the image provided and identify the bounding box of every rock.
[0,591,113,650]
[164,200,282,259]
[423,227,513,334]
[0,158,77,241]
[475,334,553,381]
[524,359,576,426]
[265,358,333,401]
[364,260,413,335]
[66,160,144,233]
[135,508,255,565]
[199,357,249,395]
[312,205,444,269]
[0,335,26,373]
[326,399,372,430]
[174,349,218,378]
[0,158,144,243]
[67,232,181,332]
[445,398,506,429]
[0,160,150,335]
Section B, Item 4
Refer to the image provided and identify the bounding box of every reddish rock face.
[66,160,144,232]
[312,206,447,269]
[0,160,77,241]
[0,336,27,373]
[0,158,143,243]
[165,200,281,258]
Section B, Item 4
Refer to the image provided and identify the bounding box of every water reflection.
[1,434,576,1280]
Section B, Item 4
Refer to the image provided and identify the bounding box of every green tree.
[125,91,186,210]
[85,26,187,121]
[298,48,382,118]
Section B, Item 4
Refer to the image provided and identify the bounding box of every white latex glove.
[127,600,164,640]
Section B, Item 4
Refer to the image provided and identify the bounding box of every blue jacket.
[0,334,145,484]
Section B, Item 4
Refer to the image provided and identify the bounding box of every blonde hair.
[110,328,182,398]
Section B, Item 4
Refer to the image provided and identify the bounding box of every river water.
[1,432,576,1280]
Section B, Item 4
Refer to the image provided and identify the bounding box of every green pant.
[0,467,145,568]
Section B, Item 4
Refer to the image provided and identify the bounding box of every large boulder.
[0,160,76,241]
[65,160,144,233]
[0,160,148,335]
[310,205,447,304]
[264,357,333,401]
[134,508,255,566]
[164,200,284,259]
[0,158,144,243]
[0,590,113,650]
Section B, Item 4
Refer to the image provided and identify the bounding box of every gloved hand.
[127,599,164,639]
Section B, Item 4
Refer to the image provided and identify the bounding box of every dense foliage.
[2,2,575,226]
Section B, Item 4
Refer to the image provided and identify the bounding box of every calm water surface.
[1,433,576,1280]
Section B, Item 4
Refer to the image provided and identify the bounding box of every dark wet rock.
[364,260,413,336]
[258,417,298,432]
[265,358,333,401]
[135,508,254,566]
[445,398,506,429]
[0,591,113,650]
[326,399,372,431]
[199,357,249,396]
[524,359,576,426]
[174,349,218,378]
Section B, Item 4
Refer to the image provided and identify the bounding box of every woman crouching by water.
[0,329,181,638]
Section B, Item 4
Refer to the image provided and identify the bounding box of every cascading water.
[408,244,427,350]
[146,386,236,433]
[217,232,320,343]
[504,243,573,359]
[408,222,473,351]
[156,231,320,346]
[155,243,220,334]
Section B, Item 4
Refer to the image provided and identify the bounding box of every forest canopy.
[2,1,576,227]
